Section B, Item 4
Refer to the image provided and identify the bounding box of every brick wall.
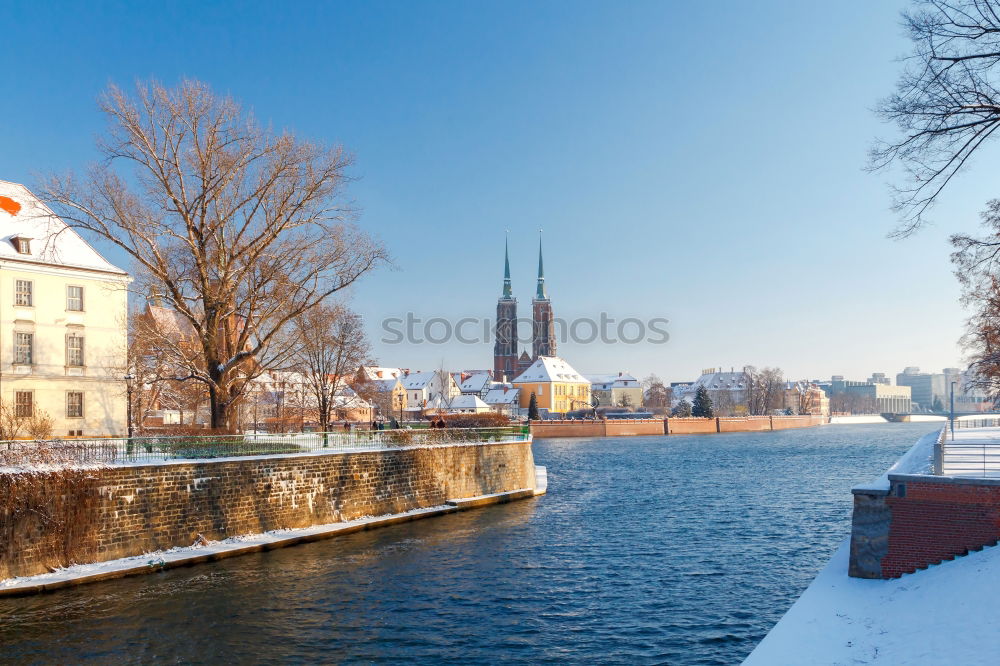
[0,440,536,580]
[531,415,827,438]
[880,478,1000,578]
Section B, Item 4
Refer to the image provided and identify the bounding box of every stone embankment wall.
[533,415,827,438]
[0,440,536,580]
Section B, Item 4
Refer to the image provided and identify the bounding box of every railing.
[938,419,1000,478]
[0,426,531,468]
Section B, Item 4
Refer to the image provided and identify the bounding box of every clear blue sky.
[1,0,986,382]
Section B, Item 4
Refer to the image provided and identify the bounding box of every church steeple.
[535,233,547,300]
[502,234,513,299]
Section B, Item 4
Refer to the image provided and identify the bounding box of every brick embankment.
[0,440,536,580]
[533,415,828,438]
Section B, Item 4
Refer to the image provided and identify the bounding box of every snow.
[743,539,1000,665]
[0,180,128,275]
[830,415,889,424]
[852,428,940,493]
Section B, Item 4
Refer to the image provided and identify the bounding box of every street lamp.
[950,380,958,441]
[124,372,135,441]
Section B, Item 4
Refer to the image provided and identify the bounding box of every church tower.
[532,235,556,359]
[493,237,519,381]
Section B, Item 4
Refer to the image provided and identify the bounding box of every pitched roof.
[484,387,520,405]
[458,372,493,393]
[512,356,589,384]
[586,372,640,389]
[369,377,402,392]
[358,366,403,381]
[0,180,128,275]
[402,371,437,390]
[447,394,490,410]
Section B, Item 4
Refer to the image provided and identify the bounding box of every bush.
[440,412,510,428]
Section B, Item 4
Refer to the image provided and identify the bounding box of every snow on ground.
[0,505,451,593]
[744,539,1000,665]
[830,415,888,424]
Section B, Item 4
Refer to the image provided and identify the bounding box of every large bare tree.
[43,80,387,429]
[872,0,1000,235]
[291,302,371,434]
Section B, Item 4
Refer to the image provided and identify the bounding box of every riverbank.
[0,481,545,598]
[531,414,827,438]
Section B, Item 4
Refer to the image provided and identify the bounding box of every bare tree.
[744,366,785,415]
[292,303,370,433]
[872,0,1000,235]
[42,80,387,429]
[642,374,671,410]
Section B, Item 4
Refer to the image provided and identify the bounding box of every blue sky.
[1,0,988,382]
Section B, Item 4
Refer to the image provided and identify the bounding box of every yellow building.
[512,356,591,416]
[0,181,130,437]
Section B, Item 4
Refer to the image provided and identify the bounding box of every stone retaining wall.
[0,440,536,580]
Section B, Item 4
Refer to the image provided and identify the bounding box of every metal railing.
[0,426,530,468]
[938,419,1000,478]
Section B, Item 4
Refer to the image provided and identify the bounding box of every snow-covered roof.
[358,366,403,381]
[586,372,640,389]
[369,378,401,392]
[447,394,490,410]
[459,372,493,393]
[0,180,128,276]
[512,356,589,384]
[148,305,197,340]
[402,371,437,390]
[484,387,520,405]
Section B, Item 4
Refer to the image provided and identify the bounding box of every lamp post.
[397,392,404,426]
[950,380,957,441]
[124,372,135,445]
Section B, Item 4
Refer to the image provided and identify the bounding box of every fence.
[938,419,1000,478]
[0,426,531,468]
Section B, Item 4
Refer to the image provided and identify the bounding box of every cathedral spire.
[502,233,512,298]
[535,232,547,300]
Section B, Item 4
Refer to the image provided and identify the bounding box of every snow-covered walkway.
[743,539,1000,665]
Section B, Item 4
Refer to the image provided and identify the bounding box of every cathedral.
[493,237,556,381]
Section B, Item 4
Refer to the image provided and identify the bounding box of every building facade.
[0,181,129,437]
[588,372,644,409]
[512,356,590,417]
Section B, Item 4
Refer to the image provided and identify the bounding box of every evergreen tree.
[692,386,714,418]
[528,392,540,420]
[932,396,945,413]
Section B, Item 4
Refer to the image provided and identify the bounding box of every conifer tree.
[528,392,540,420]
[692,386,714,418]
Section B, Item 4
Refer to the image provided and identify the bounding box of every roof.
[402,371,438,390]
[484,387,520,405]
[447,394,490,410]
[0,180,128,276]
[369,378,402,392]
[512,356,589,384]
[148,305,197,340]
[459,372,493,393]
[358,366,403,381]
[586,372,640,389]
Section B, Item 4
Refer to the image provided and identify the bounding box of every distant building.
[401,370,460,414]
[512,356,590,417]
[783,381,831,416]
[868,373,890,386]
[895,367,948,411]
[673,368,748,414]
[828,378,911,414]
[483,385,520,417]
[457,371,494,399]
[587,372,643,409]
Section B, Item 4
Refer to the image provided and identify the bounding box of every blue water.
[0,423,931,664]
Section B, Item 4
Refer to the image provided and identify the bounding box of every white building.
[0,181,130,437]
[401,370,460,413]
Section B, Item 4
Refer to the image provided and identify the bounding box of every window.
[66,335,84,367]
[15,391,32,418]
[15,280,31,307]
[67,285,84,311]
[66,392,84,418]
[13,237,30,255]
[14,332,32,365]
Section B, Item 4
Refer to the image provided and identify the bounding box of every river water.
[0,423,932,664]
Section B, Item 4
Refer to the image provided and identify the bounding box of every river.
[0,423,932,664]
